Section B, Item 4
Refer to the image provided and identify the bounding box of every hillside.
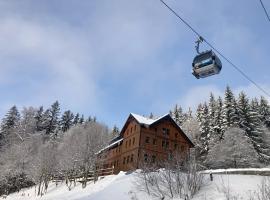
[4,170,268,200]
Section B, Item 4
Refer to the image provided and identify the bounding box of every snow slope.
[4,171,268,200]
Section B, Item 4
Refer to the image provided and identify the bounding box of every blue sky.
[0,0,270,128]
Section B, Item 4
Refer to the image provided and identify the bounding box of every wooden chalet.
[97,113,194,174]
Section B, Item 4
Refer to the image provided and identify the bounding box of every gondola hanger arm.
[195,36,204,54]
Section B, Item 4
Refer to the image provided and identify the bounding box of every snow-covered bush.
[249,177,270,200]
[205,127,260,169]
[135,158,203,200]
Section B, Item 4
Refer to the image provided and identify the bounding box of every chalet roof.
[130,113,169,126]
[97,138,123,154]
[130,113,194,147]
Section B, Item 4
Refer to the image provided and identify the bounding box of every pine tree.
[221,86,238,133]
[213,96,223,139]
[170,104,186,126]
[186,107,193,121]
[259,96,270,128]
[199,103,210,153]
[208,93,216,137]
[86,116,93,122]
[35,106,44,132]
[73,113,80,125]
[111,125,120,139]
[196,103,204,123]
[0,106,20,146]
[60,110,74,132]
[43,101,60,135]
[79,115,84,124]
[238,92,265,159]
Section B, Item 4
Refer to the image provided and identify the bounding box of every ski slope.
[4,170,268,200]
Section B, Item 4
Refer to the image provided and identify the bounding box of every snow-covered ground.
[3,170,268,200]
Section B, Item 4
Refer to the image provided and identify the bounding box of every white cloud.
[0,16,99,112]
[179,85,224,111]
[234,84,270,102]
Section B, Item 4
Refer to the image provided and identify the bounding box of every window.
[174,143,178,150]
[175,133,178,138]
[131,154,134,162]
[126,141,128,148]
[127,156,130,163]
[117,160,119,167]
[129,139,131,147]
[181,146,185,151]
[131,127,133,133]
[151,155,156,163]
[133,137,135,145]
[153,138,157,145]
[155,128,157,132]
[123,157,126,164]
[134,125,136,131]
[166,141,169,149]
[162,128,170,136]
[145,136,150,143]
[162,140,165,148]
[168,152,173,160]
[144,154,148,162]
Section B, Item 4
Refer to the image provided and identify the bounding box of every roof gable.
[119,113,194,147]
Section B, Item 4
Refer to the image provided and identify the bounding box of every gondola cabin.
[192,50,222,79]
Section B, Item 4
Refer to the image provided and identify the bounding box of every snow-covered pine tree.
[60,110,74,132]
[251,98,260,110]
[199,103,210,153]
[221,86,238,133]
[111,125,120,139]
[250,97,270,161]
[186,107,193,121]
[35,106,44,132]
[0,106,20,147]
[86,116,93,122]
[73,113,80,125]
[238,92,266,160]
[43,101,60,135]
[208,93,216,137]
[238,92,253,133]
[259,96,270,128]
[170,104,186,126]
[196,103,204,123]
[79,115,84,124]
[213,96,223,140]
[232,97,240,125]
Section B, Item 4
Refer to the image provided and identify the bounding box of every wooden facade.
[97,113,194,174]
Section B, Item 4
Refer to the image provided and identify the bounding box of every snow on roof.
[130,113,194,147]
[130,113,170,126]
[97,138,123,154]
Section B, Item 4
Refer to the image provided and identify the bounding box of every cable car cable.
[259,0,270,22]
[160,0,270,98]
